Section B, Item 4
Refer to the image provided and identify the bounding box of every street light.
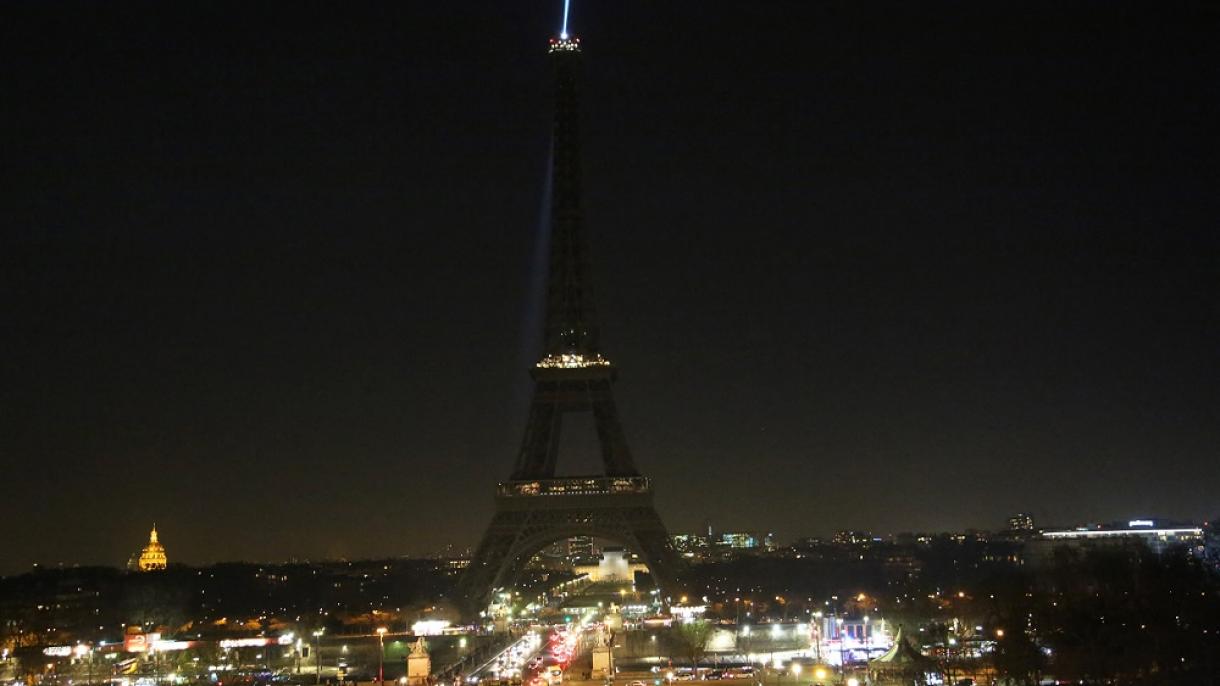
[376,628,388,686]
[313,630,325,685]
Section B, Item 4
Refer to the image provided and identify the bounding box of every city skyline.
[3,0,1217,575]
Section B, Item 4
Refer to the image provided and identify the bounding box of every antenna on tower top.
[560,0,571,40]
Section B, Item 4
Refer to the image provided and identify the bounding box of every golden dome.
[138,524,167,571]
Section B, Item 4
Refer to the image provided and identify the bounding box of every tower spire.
[541,31,604,364]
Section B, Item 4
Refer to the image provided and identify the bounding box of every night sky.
[2,1,1217,575]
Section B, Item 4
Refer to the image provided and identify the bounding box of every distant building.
[534,536,599,567]
[671,533,710,554]
[883,550,923,580]
[573,547,646,582]
[1028,519,1205,565]
[719,532,758,549]
[832,531,873,546]
[134,525,167,571]
[568,536,595,559]
[1007,513,1035,531]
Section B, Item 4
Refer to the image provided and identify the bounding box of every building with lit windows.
[671,533,709,550]
[719,532,758,549]
[832,530,874,546]
[1007,512,1035,532]
[568,536,595,560]
[1028,519,1205,565]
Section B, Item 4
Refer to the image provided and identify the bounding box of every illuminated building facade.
[671,533,710,553]
[137,525,167,571]
[719,532,759,549]
[572,547,647,582]
[1029,519,1205,565]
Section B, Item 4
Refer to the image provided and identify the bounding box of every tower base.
[459,477,684,615]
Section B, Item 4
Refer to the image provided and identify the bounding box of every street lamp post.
[377,627,388,686]
[313,630,324,685]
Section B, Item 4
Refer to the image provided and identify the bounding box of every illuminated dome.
[138,524,167,571]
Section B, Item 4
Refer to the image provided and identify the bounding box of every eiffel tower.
[458,31,683,613]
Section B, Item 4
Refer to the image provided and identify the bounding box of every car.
[628,681,647,686]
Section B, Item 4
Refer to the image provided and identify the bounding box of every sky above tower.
[1,0,1216,574]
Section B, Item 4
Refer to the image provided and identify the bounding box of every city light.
[6,9,1214,686]
[537,353,609,369]
[412,620,451,634]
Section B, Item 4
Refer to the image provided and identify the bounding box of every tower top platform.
[549,36,581,53]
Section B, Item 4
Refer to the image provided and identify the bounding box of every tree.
[992,629,1044,686]
[673,621,713,674]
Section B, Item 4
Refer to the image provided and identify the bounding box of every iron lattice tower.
[459,34,683,614]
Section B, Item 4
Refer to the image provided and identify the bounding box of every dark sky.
[2,1,1217,575]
